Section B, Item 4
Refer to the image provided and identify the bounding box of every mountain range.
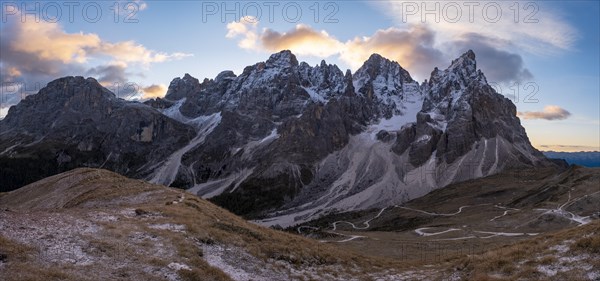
[0,50,556,226]
[543,151,600,167]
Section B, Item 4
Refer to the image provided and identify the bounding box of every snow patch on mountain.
[301,86,328,104]
[188,168,255,198]
[367,95,422,139]
[149,111,222,186]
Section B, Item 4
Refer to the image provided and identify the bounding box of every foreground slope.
[449,221,600,280]
[1,168,598,281]
[0,168,410,281]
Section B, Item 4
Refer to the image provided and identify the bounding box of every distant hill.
[543,151,600,167]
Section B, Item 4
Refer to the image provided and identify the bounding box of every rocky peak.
[165,73,201,101]
[2,76,126,135]
[344,69,352,80]
[1,76,118,126]
[42,76,114,100]
[48,75,96,85]
[355,53,414,84]
[265,50,299,69]
[215,71,236,82]
[456,49,476,62]
[352,53,420,117]
[365,53,386,64]
[428,67,441,85]
[427,50,486,93]
[446,50,478,79]
[182,73,196,81]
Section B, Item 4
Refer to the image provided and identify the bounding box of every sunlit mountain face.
[0,1,598,280]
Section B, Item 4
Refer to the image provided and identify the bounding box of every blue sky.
[0,0,598,151]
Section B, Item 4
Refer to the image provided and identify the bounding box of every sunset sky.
[0,1,598,151]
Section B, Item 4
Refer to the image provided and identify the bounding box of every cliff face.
[0,76,195,191]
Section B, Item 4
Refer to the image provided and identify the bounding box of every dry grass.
[160,194,405,277]
[0,235,32,263]
[573,234,600,254]
[0,236,76,281]
[178,267,233,281]
[0,168,409,280]
[2,167,596,280]
[448,221,600,280]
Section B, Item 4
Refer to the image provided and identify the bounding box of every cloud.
[260,25,344,58]
[539,144,599,151]
[85,63,129,86]
[0,8,192,117]
[0,18,90,84]
[8,21,99,64]
[518,105,571,120]
[226,21,444,78]
[1,8,191,76]
[340,26,445,75]
[226,16,257,37]
[226,2,578,83]
[375,1,578,55]
[93,41,192,66]
[451,33,533,83]
[227,18,343,57]
[226,16,259,49]
[141,84,167,99]
[226,20,532,83]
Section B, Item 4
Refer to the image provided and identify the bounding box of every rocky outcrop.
[393,50,546,170]
[0,77,195,191]
[353,54,421,118]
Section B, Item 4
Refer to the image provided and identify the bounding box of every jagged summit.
[363,53,404,68]
[215,70,236,82]
[266,49,299,68]
[365,53,387,62]
[447,49,478,77]
[165,73,201,101]
[357,53,414,83]
[428,49,486,89]
[352,53,419,117]
[458,49,476,61]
